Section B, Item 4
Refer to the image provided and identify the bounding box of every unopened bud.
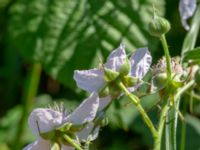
[149,15,171,37]
[152,73,168,90]
[119,58,131,76]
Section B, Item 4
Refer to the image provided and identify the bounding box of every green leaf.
[182,47,200,63]
[181,5,200,54]
[8,0,165,88]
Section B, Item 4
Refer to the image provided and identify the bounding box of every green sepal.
[59,123,73,132]
[119,58,131,76]
[69,124,86,132]
[51,142,61,150]
[171,80,184,89]
[59,123,85,132]
[40,130,55,140]
[104,67,119,82]
[121,75,139,87]
[99,86,110,97]
[94,112,109,127]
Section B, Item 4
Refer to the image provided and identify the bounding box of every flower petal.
[105,44,127,71]
[64,93,99,124]
[130,47,152,79]
[74,69,105,93]
[28,108,63,136]
[179,0,197,30]
[98,96,112,112]
[61,144,75,150]
[23,138,50,150]
[75,123,99,142]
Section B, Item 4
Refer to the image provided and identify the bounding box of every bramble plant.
[1,0,200,150]
[23,0,200,150]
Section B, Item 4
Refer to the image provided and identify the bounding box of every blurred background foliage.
[0,0,200,150]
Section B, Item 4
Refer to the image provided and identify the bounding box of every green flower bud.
[119,58,131,76]
[104,67,119,82]
[122,75,139,87]
[152,73,167,90]
[195,70,200,85]
[148,15,171,37]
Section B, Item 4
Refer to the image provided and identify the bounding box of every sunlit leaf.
[182,47,200,63]
[8,0,165,89]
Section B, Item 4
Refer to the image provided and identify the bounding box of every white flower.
[179,0,197,30]
[74,44,152,94]
[23,93,99,150]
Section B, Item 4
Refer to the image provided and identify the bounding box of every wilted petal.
[74,69,105,93]
[61,144,75,150]
[28,108,63,136]
[23,138,50,150]
[105,44,127,71]
[98,96,112,112]
[75,123,99,142]
[179,0,197,30]
[130,47,152,79]
[64,93,99,124]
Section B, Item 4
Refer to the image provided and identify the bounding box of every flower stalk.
[63,135,83,150]
[154,96,169,150]
[116,80,158,139]
[160,35,172,79]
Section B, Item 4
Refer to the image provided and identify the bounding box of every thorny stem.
[160,34,172,79]
[116,80,158,140]
[63,135,83,150]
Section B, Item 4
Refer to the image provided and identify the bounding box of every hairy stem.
[160,34,172,79]
[154,96,169,150]
[116,80,158,140]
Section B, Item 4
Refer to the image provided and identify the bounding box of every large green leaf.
[8,0,165,88]
[182,47,200,63]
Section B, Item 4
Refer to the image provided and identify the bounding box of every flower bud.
[152,73,167,90]
[104,67,119,82]
[40,130,55,140]
[119,58,131,76]
[148,14,171,37]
